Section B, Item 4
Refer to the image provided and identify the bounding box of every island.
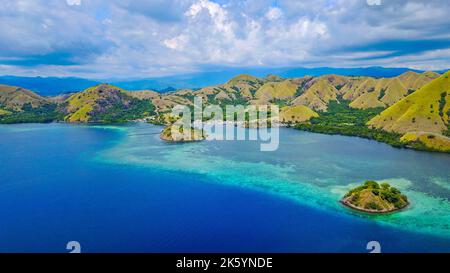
[1,71,449,153]
[341,181,409,213]
[160,125,206,142]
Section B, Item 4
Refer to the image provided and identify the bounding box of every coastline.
[340,198,409,215]
[1,118,449,153]
[294,125,450,154]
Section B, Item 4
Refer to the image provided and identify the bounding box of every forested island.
[341,181,409,213]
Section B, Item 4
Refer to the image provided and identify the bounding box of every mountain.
[111,67,426,92]
[368,71,450,151]
[0,66,428,96]
[292,77,339,111]
[340,71,440,110]
[122,71,443,130]
[0,84,50,110]
[0,84,60,123]
[162,74,265,107]
[368,71,449,134]
[0,76,100,96]
[254,80,298,104]
[62,84,155,123]
[2,70,449,152]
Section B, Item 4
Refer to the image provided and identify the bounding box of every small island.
[160,125,206,142]
[341,181,409,213]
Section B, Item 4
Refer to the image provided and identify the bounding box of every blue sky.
[0,0,449,78]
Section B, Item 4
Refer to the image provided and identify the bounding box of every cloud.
[366,0,382,6]
[0,0,449,79]
[66,0,81,6]
[265,7,283,20]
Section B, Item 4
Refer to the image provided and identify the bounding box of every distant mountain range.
[1,69,449,152]
[0,66,443,96]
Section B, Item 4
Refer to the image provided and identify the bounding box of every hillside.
[0,84,60,123]
[2,71,449,152]
[63,84,155,123]
[342,71,439,110]
[0,84,50,110]
[280,105,318,123]
[292,77,338,111]
[368,71,450,134]
[253,80,298,104]
[400,132,450,153]
[55,71,440,120]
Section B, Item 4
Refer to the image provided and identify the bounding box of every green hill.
[292,78,338,111]
[280,105,318,123]
[367,71,450,152]
[0,84,50,110]
[63,84,155,123]
[343,72,439,110]
[400,132,450,152]
[226,74,264,86]
[0,84,60,124]
[254,80,298,104]
[2,71,449,152]
[368,71,450,134]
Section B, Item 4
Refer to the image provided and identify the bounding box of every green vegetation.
[0,108,11,116]
[368,71,450,135]
[0,103,62,124]
[294,101,406,148]
[160,124,206,142]
[308,100,383,127]
[400,132,450,152]
[1,71,449,153]
[63,84,156,123]
[270,99,288,108]
[216,93,249,107]
[378,88,386,100]
[89,98,155,123]
[439,91,447,117]
[342,181,409,213]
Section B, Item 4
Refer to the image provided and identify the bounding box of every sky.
[0,0,449,79]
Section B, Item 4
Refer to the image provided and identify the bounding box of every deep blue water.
[0,123,449,253]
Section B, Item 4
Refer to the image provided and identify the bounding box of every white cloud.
[66,0,81,6]
[367,0,382,6]
[164,35,188,50]
[265,7,283,20]
[0,0,449,78]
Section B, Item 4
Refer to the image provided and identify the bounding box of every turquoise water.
[0,123,449,252]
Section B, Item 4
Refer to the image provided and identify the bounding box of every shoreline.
[340,197,409,215]
[294,126,450,154]
[1,120,449,154]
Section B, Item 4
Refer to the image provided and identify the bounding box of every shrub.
[365,180,380,189]
[439,92,447,117]
[351,193,360,203]
[365,201,382,211]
